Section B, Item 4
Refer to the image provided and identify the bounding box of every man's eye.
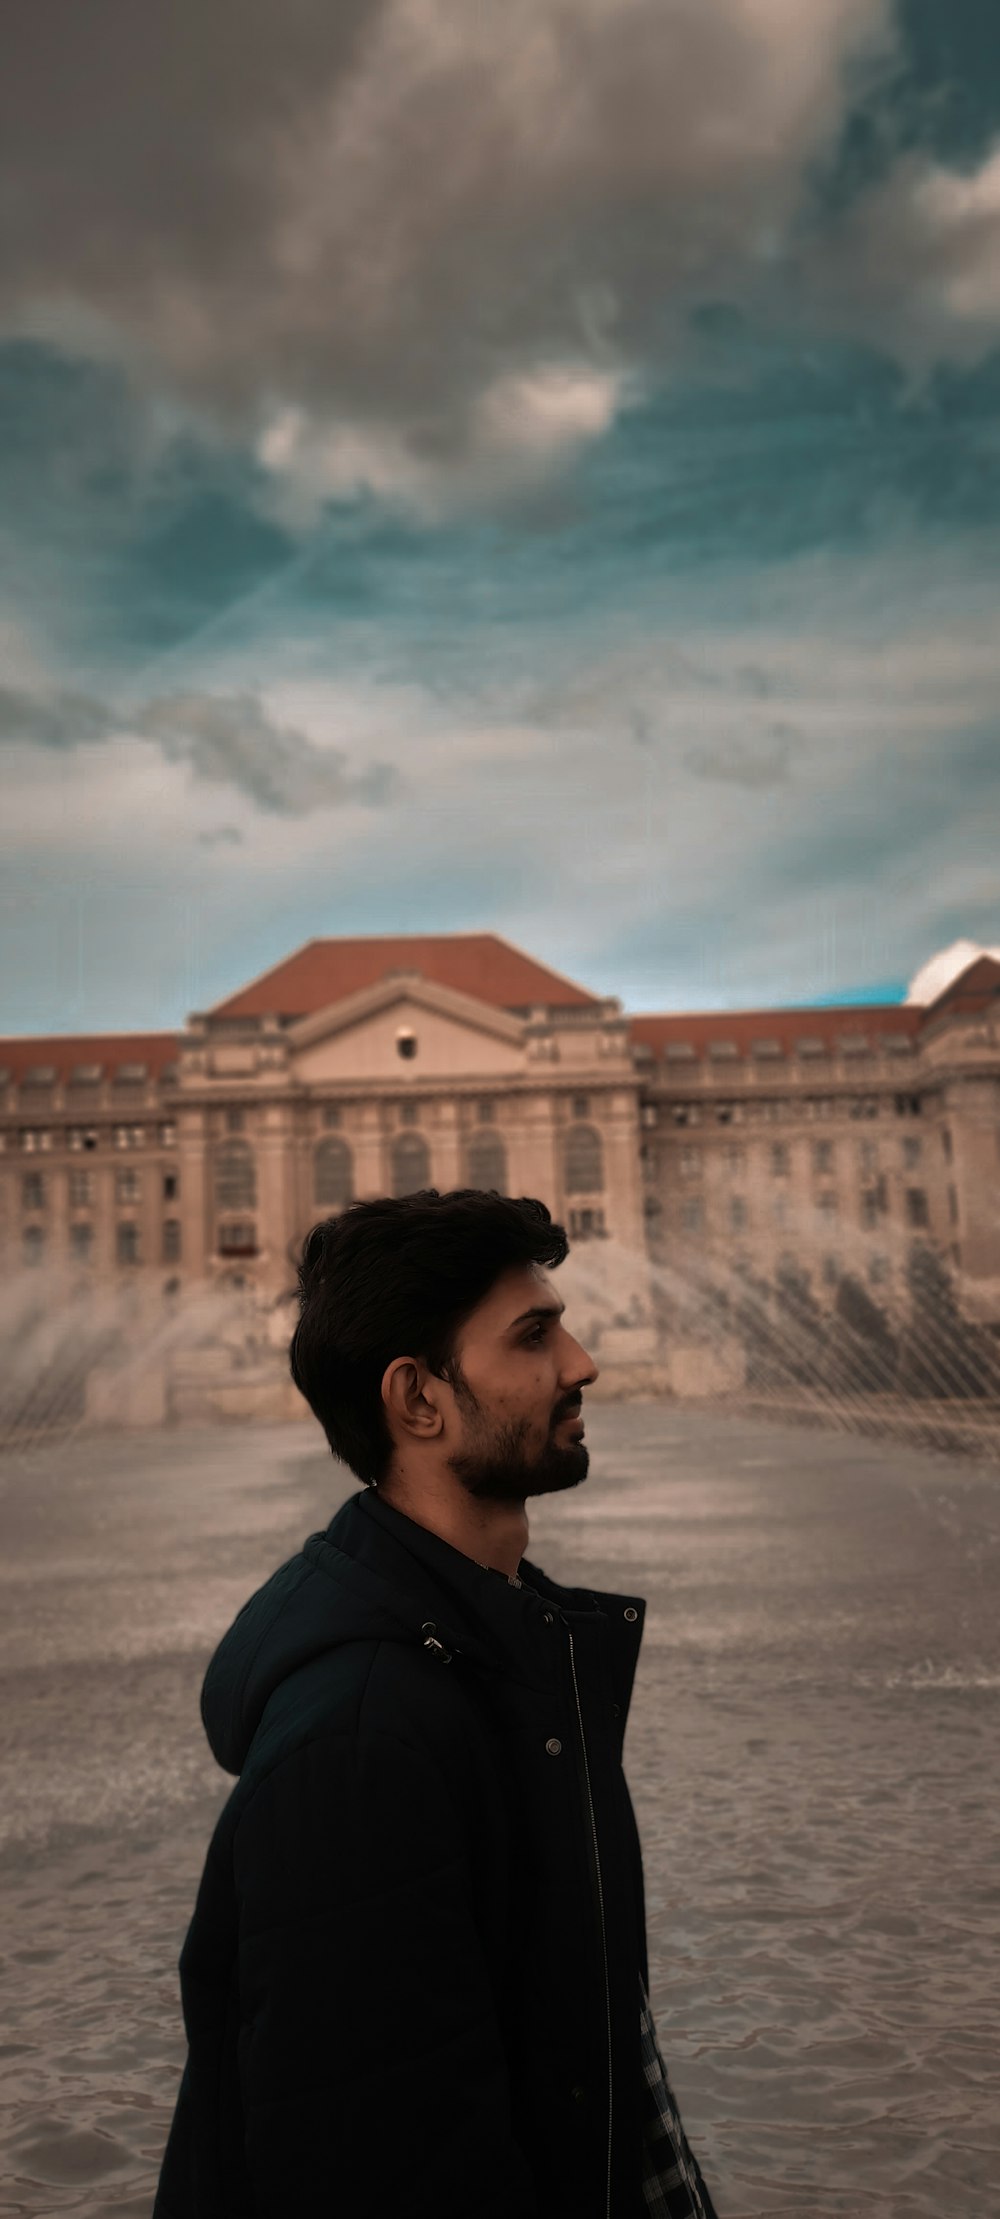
[523,1324,545,1346]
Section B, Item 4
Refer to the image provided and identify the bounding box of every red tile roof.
[628,1004,924,1063]
[210,933,601,1018]
[0,1032,179,1085]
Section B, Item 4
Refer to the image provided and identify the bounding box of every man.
[154,1188,718,2219]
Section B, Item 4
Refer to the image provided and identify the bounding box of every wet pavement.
[1,1407,998,2217]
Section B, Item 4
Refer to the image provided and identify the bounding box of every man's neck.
[376,1474,528,1580]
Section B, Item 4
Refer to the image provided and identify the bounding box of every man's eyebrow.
[507,1300,566,1332]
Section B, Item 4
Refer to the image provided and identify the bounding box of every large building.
[2,932,999,1328]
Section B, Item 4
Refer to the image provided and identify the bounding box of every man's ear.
[381,1356,446,1444]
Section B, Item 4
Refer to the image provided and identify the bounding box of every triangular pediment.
[287,971,527,1085]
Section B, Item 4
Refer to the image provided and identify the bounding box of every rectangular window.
[162,1218,182,1263]
[848,1098,880,1121]
[163,1170,179,1201]
[947,1184,959,1225]
[905,1187,929,1228]
[218,1219,257,1256]
[868,1253,889,1286]
[158,1121,178,1147]
[19,1129,43,1152]
[22,1224,45,1265]
[860,1190,879,1231]
[902,1136,922,1169]
[680,1196,704,1235]
[770,1142,790,1177]
[69,1168,93,1207]
[116,1221,141,1265]
[818,1189,838,1218]
[115,1168,141,1204]
[771,1193,789,1230]
[70,1221,93,1263]
[477,1099,496,1123]
[69,1127,100,1153]
[225,1107,246,1134]
[114,1126,145,1149]
[679,1145,701,1178]
[568,1205,605,1240]
[322,1105,341,1128]
[572,1095,590,1119]
[941,1127,953,1164]
[729,1195,748,1233]
[21,1171,45,1211]
[859,1140,878,1175]
[725,1143,746,1175]
[399,1100,419,1126]
[822,1254,840,1287]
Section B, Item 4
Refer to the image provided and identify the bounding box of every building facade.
[2,933,999,1329]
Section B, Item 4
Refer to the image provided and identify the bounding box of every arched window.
[466,1130,507,1193]
[564,1122,604,1194]
[390,1131,430,1197]
[314,1136,354,1210]
[215,1141,256,1211]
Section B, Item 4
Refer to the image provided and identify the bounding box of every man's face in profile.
[443,1262,598,1503]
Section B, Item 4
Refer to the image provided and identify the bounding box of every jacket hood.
[201,1485,645,1776]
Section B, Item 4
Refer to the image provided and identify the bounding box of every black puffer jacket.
[154,1485,655,2218]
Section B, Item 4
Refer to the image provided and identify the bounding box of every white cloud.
[3,538,998,1027]
[474,365,625,459]
[812,144,1000,365]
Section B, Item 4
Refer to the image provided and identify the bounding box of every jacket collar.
[337,1485,646,1720]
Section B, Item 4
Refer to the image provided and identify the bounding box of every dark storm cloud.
[0,684,108,748]
[0,0,903,474]
[683,722,802,788]
[0,679,398,816]
[134,692,398,813]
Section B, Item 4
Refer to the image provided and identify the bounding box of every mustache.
[551,1394,583,1425]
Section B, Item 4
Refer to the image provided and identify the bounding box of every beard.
[446,1386,589,1504]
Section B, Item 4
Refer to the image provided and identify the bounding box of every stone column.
[352,1102,388,1201]
[256,1101,296,1297]
[602,1087,647,1256]
[431,1098,464,1190]
[947,1077,1000,1302]
[177,1107,210,1284]
[511,1091,561,1216]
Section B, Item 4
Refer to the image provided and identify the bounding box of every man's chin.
[523,1443,590,1499]
[455,1441,589,1503]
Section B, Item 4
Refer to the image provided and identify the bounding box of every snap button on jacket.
[153,1486,650,2219]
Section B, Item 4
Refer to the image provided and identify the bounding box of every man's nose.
[563,1333,599,1388]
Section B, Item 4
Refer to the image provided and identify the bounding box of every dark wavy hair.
[288,1188,569,1485]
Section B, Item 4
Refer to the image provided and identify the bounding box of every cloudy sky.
[3,0,999,1033]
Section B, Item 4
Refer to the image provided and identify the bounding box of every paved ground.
[1,1407,998,2217]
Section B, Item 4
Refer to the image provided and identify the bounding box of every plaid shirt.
[639,1976,718,2218]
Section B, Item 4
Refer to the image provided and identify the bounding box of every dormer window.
[395,1027,417,1061]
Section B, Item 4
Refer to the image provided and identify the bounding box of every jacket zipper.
[565,1622,613,2219]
